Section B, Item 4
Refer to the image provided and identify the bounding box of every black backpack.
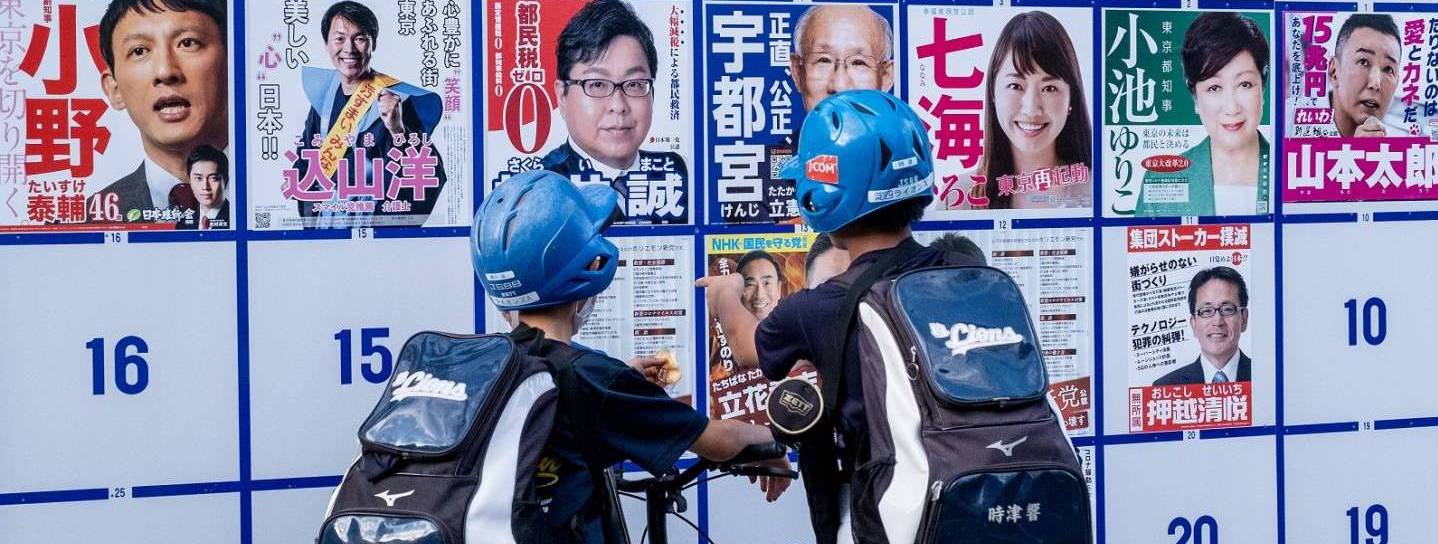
[813,246,1091,544]
[316,328,626,544]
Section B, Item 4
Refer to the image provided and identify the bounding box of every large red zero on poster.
[504,82,552,154]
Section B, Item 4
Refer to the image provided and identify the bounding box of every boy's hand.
[627,355,668,386]
[750,455,793,502]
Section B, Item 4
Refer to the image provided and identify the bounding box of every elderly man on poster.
[291,1,448,229]
[1154,266,1252,386]
[541,0,689,224]
[788,5,895,111]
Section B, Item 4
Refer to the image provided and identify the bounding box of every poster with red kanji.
[704,232,817,425]
[907,6,1095,217]
[913,228,1095,436]
[246,0,472,230]
[1,1,233,232]
[1126,224,1255,433]
[1102,9,1275,218]
[483,0,693,225]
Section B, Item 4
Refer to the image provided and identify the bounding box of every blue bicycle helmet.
[471,170,621,311]
[780,90,935,233]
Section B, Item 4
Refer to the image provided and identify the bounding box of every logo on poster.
[807,155,839,183]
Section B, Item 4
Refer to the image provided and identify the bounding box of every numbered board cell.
[0,243,239,492]
[0,491,237,543]
[1104,436,1277,544]
[253,486,337,544]
[1282,221,1438,425]
[706,465,814,544]
[1101,224,1277,436]
[246,237,475,479]
[1285,426,1438,544]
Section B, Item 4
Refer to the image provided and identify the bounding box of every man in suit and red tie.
[1154,266,1252,386]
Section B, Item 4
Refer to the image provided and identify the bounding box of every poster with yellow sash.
[246,0,473,230]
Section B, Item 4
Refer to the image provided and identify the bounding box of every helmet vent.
[879,138,893,169]
[852,101,876,117]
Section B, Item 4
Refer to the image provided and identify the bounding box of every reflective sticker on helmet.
[491,292,540,307]
[890,157,918,170]
[867,173,934,203]
[484,270,516,281]
[806,155,839,184]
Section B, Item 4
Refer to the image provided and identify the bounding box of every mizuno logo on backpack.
[928,322,1025,355]
[985,436,1028,457]
[374,489,414,507]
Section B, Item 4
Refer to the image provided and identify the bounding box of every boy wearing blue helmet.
[700,90,982,543]
[474,170,790,542]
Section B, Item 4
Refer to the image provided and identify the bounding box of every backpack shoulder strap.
[545,341,629,544]
[816,242,921,421]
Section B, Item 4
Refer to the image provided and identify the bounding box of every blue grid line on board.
[0,489,109,506]
[132,481,246,499]
[1284,422,1360,435]
[1200,425,1279,440]
[1276,1,1356,12]
[1199,0,1275,10]
[1373,416,1438,431]
[0,232,103,246]
[246,229,353,242]
[1072,435,1098,448]
[373,226,471,239]
[233,1,252,541]
[1282,212,1357,224]
[1274,6,1286,538]
[1098,215,1184,227]
[471,0,487,335]
[1374,210,1438,223]
[1373,2,1425,12]
[693,1,709,539]
[1096,0,1181,9]
[128,230,241,243]
[1103,431,1184,446]
[1013,0,1099,8]
[1089,4,1106,542]
[1197,213,1275,225]
[913,218,996,232]
[1012,216,1095,230]
[251,476,345,492]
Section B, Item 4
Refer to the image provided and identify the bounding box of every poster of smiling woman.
[1102,9,1275,218]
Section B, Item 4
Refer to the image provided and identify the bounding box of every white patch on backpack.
[374,489,415,507]
[928,322,1024,355]
[986,436,1028,457]
[390,371,468,402]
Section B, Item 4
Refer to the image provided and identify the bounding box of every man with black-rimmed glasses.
[1154,266,1253,386]
[541,0,689,224]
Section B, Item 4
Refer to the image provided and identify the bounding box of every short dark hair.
[100,0,226,70]
[556,0,657,82]
[1335,14,1400,59]
[833,197,927,238]
[186,144,228,181]
[927,233,985,265]
[321,1,380,49]
[1181,12,1269,94]
[1188,266,1248,315]
[803,233,836,277]
[737,250,780,278]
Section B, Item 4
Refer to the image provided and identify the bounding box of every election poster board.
[914,228,1095,436]
[1283,11,1438,206]
[907,6,1096,218]
[482,0,694,225]
[1,1,234,232]
[704,232,817,424]
[246,0,472,230]
[704,2,898,225]
[484,235,698,404]
[1102,9,1275,218]
[1125,224,1254,433]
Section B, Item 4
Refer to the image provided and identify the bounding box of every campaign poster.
[913,228,1094,435]
[907,6,1095,216]
[1284,11,1438,203]
[246,0,471,230]
[1,0,234,232]
[705,232,818,424]
[704,2,897,225]
[483,0,693,225]
[1102,10,1275,218]
[1126,224,1254,433]
[484,236,697,404]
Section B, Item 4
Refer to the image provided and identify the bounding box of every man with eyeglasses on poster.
[1154,266,1253,386]
[541,0,688,224]
[788,5,896,112]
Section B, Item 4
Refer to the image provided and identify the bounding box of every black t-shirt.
[755,238,971,459]
[513,326,708,543]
